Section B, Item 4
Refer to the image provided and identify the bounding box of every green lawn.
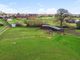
[0,27,80,60]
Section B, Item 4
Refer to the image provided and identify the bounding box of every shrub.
[0,22,4,26]
[76,21,80,29]
[16,22,26,27]
[24,20,45,27]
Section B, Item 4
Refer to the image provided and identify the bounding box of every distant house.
[0,16,4,19]
[26,14,37,20]
[15,13,37,20]
[15,13,26,18]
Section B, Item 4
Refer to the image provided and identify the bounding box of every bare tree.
[55,8,69,27]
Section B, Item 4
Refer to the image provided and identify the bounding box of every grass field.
[0,27,80,60]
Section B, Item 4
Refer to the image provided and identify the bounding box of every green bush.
[76,21,80,29]
[24,20,45,27]
[0,22,4,26]
[16,22,26,27]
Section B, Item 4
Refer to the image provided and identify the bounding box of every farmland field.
[0,27,80,60]
[1,0,80,60]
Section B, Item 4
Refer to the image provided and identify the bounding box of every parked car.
[65,19,75,23]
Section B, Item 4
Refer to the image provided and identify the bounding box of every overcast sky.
[0,0,80,14]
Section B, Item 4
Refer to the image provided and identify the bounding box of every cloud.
[0,4,57,14]
[0,4,18,13]
[37,8,56,14]
[36,3,57,14]
[0,4,29,13]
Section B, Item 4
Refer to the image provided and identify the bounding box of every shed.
[41,25,64,32]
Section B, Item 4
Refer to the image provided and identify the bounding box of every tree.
[55,8,69,27]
